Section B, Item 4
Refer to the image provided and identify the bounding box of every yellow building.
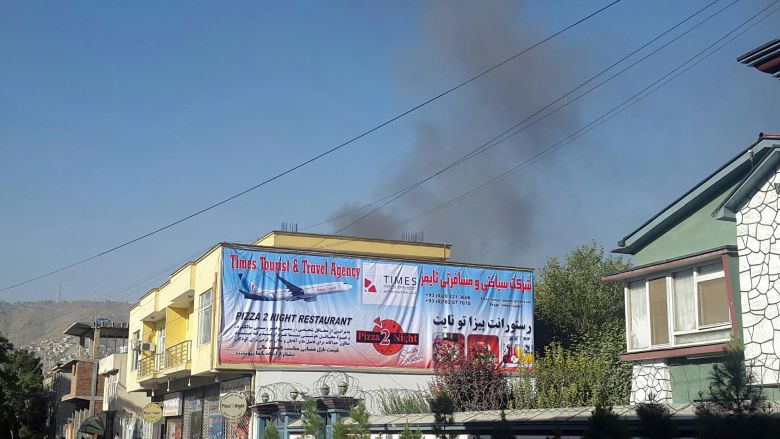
[125,231,456,439]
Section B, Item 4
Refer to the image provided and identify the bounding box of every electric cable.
[0,0,622,294]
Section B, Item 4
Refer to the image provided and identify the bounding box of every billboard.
[219,246,533,370]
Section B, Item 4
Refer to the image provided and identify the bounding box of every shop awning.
[78,412,107,436]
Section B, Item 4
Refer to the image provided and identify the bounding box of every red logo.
[355,317,418,356]
[364,278,377,294]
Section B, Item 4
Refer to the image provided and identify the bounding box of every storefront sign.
[219,392,247,420]
[142,403,163,423]
[162,392,183,417]
[220,247,534,369]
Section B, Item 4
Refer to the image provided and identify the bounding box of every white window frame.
[625,262,731,352]
[131,330,140,371]
[198,289,213,345]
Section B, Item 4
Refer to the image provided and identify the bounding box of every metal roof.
[614,133,780,255]
[738,38,780,79]
[287,405,700,436]
[63,321,129,338]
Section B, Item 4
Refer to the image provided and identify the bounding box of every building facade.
[126,231,496,439]
[51,320,129,439]
[604,132,780,404]
[99,352,151,439]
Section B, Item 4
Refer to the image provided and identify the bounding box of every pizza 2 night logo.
[356,317,419,356]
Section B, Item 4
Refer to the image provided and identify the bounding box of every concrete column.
[326,411,336,439]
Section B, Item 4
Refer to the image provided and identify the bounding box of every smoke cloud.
[328,1,591,267]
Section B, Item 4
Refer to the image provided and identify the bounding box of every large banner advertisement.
[219,247,533,370]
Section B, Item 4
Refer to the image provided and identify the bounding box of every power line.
[390,0,780,231]
[0,1,621,294]
[50,0,780,340]
[313,0,732,239]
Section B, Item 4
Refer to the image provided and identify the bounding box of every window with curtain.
[626,261,731,351]
[628,281,649,350]
[649,278,669,345]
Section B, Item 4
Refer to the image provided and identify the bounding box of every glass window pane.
[673,270,695,331]
[699,262,723,278]
[629,282,649,349]
[698,277,730,326]
[649,278,669,345]
[199,289,213,345]
[675,328,731,345]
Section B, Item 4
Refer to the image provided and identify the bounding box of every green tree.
[583,396,627,439]
[374,389,430,415]
[347,401,370,439]
[635,400,674,439]
[264,422,281,439]
[332,416,349,439]
[398,422,422,439]
[491,410,513,439]
[694,342,780,438]
[536,242,630,344]
[0,341,48,439]
[301,399,325,439]
[429,392,454,439]
[511,323,631,408]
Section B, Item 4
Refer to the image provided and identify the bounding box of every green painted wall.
[728,254,742,332]
[670,357,780,403]
[634,185,738,266]
[669,358,719,403]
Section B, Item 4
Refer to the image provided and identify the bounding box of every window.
[131,330,140,370]
[199,289,213,345]
[697,263,730,326]
[626,262,731,351]
[628,281,649,349]
[648,278,669,345]
[158,324,166,354]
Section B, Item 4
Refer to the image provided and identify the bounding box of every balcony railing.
[162,340,191,371]
[137,341,191,379]
[138,355,157,379]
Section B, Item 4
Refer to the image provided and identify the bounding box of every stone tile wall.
[630,360,671,404]
[737,165,780,385]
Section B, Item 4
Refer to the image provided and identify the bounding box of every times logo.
[362,262,419,307]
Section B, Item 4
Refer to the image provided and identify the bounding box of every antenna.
[281,222,299,233]
[401,230,425,242]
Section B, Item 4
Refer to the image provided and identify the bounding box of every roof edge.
[616,134,780,254]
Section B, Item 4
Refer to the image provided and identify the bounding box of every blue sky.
[1,1,779,302]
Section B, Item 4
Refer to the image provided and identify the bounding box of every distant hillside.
[0,300,133,371]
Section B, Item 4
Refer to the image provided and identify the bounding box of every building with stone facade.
[603,132,780,404]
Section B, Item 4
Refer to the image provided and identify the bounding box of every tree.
[536,242,630,345]
[301,399,325,439]
[332,416,349,439]
[694,342,780,438]
[511,323,631,408]
[0,332,48,439]
[583,395,627,439]
[398,422,422,439]
[635,400,674,439]
[491,410,513,439]
[264,422,280,439]
[430,343,509,411]
[346,401,370,439]
[429,392,454,439]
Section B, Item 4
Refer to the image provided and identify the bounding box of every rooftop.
[63,320,129,339]
[738,38,780,79]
